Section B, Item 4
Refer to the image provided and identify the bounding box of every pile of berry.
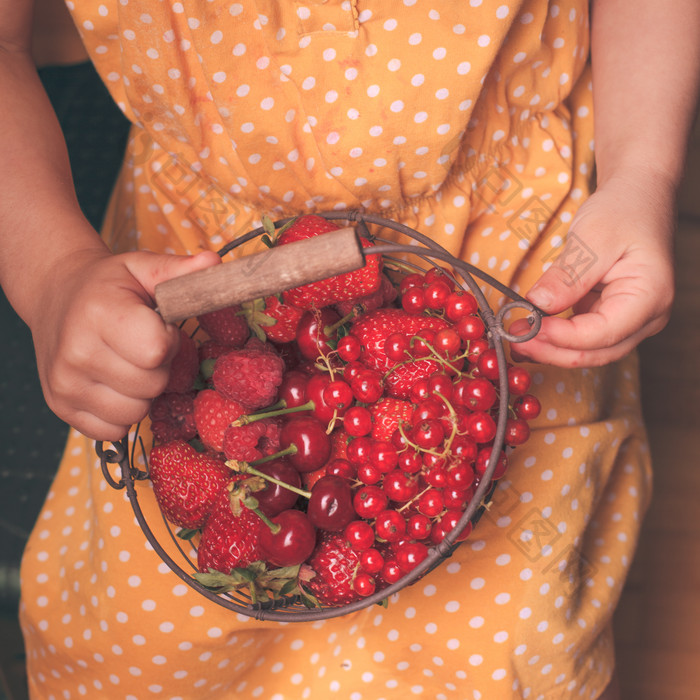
[146,215,541,609]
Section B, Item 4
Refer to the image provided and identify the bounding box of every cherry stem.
[235,400,314,425]
[323,308,360,337]
[232,460,312,500]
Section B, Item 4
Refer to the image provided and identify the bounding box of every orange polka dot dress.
[20,2,652,698]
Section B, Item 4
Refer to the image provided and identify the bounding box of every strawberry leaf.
[176,528,199,541]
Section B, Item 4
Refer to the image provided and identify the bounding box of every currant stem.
[323,308,360,337]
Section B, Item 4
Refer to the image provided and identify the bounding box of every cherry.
[253,458,302,517]
[359,548,384,575]
[307,475,355,531]
[343,405,373,437]
[277,370,309,410]
[336,335,361,362]
[296,307,342,360]
[279,416,331,472]
[353,573,376,597]
[344,520,375,551]
[305,373,346,423]
[353,485,389,519]
[374,509,407,543]
[259,509,316,567]
[445,290,478,321]
[513,393,541,420]
[401,286,426,315]
[456,315,486,342]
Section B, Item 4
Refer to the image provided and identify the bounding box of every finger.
[525,232,616,316]
[124,250,221,301]
[67,382,153,434]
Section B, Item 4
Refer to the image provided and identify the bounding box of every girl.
[2,1,698,698]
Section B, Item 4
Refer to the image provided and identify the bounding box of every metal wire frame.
[96,210,544,622]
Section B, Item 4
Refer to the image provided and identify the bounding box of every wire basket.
[96,209,544,622]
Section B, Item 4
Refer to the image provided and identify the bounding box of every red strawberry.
[197,305,250,347]
[334,273,398,316]
[149,440,231,529]
[305,532,362,606]
[350,308,449,371]
[164,329,199,393]
[277,215,382,309]
[197,483,264,574]
[149,392,197,444]
[260,296,305,343]
[193,389,246,452]
[212,347,285,411]
[369,398,414,442]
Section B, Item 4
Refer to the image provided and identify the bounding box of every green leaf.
[176,528,199,541]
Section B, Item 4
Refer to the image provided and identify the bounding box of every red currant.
[401,287,426,315]
[504,417,531,446]
[456,315,486,342]
[398,273,425,294]
[374,509,407,543]
[407,513,432,540]
[395,541,429,574]
[336,334,361,362]
[353,572,376,597]
[424,280,452,311]
[353,485,389,519]
[383,470,419,502]
[476,348,501,381]
[507,366,532,396]
[384,332,411,362]
[417,489,445,517]
[466,411,497,443]
[322,379,354,410]
[513,393,541,420]
[343,405,373,437]
[368,441,399,473]
[357,461,382,485]
[359,548,384,575]
[344,520,375,551]
[411,418,445,449]
[350,369,384,403]
[445,290,478,321]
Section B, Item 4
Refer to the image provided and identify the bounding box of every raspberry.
[223,419,280,462]
[149,392,197,444]
[212,348,285,411]
[197,305,250,347]
[193,389,246,453]
[164,329,199,394]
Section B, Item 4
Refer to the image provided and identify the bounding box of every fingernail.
[527,285,553,311]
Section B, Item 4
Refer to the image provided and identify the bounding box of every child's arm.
[513,0,700,367]
[0,1,219,440]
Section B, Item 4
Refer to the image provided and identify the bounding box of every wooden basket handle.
[154,227,365,323]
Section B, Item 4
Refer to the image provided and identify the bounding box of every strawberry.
[349,308,450,399]
[149,440,231,529]
[197,482,264,574]
[334,273,398,317]
[305,531,362,606]
[350,308,449,371]
[164,329,199,393]
[276,215,383,310]
[261,296,305,343]
[193,389,246,453]
[149,391,197,444]
[197,305,250,348]
[369,397,414,442]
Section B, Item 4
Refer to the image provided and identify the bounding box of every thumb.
[124,250,222,300]
[525,233,606,315]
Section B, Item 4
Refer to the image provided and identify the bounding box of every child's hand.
[510,172,676,367]
[29,248,221,441]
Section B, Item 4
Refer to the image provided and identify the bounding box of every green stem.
[249,445,298,466]
[324,308,360,336]
[237,400,314,425]
[235,459,312,500]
